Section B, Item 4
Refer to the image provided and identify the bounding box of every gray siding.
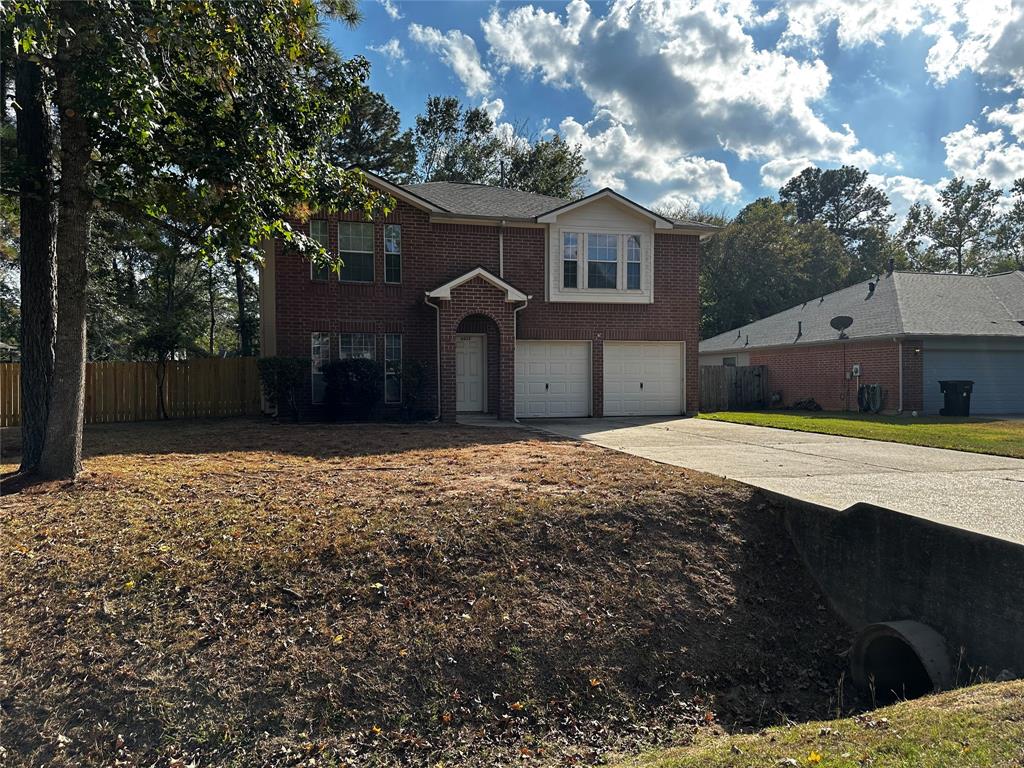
[923,338,1024,414]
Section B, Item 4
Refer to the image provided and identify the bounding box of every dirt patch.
[0,419,857,766]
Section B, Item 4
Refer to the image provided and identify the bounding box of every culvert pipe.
[851,620,952,704]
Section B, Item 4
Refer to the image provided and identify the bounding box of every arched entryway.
[455,314,501,415]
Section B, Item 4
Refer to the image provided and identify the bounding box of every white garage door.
[604,342,684,416]
[515,341,591,418]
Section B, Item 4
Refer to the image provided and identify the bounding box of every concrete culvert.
[851,621,953,704]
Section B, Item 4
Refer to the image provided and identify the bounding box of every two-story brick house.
[258,171,716,422]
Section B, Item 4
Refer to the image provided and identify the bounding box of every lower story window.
[311,332,330,403]
[340,332,375,360]
[385,333,402,404]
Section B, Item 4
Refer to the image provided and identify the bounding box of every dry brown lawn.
[1,419,855,767]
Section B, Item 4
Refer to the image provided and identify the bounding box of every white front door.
[456,334,485,412]
[515,341,591,417]
[603,342,684,416]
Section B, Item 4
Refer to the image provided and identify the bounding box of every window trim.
[340,332,376,361]
[384,333,402,404]
[311,331,330,404]
[338,221,375,284]
[309,219,331,282]
[384,224,401,284]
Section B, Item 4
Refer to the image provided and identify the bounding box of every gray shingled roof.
[401,182,567,219]
[400,181,720,231]
[700,270,1024,353]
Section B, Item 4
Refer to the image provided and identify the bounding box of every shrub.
[401,359,432,421]
[256,357,307,421]
[322,358,383,421]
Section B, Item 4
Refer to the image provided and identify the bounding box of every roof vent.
[744,334,750,347]
[867,281,876,296]
[797,320,803,339]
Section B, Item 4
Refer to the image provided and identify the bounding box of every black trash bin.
[939,380,974,416]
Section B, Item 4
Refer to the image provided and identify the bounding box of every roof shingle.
[699,270,1024,353]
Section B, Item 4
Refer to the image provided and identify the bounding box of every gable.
[549,195,660,232]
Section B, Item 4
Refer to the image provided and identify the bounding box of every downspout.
[511,297,530,423]
[498,220,506,278]
[424,295,441,421]
[897,338,904,413]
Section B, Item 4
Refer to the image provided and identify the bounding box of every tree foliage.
[413,96,587,198]
[329,86,416,182]
[900,176,1002,274]
[7,0,390,478]
[699,199,852,338]
[779,165,897,280]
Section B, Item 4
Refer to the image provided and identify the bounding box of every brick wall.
[749,339,923,412]
[271,197,702,417]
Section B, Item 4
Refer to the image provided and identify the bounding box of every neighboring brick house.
[699,270,1024,414]
[258,171,715,422]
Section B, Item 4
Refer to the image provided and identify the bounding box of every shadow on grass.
[1,416,561,477]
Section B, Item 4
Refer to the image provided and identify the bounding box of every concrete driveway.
[532,417,1024,544]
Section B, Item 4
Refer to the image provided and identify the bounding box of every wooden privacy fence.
[699,365,768,412]
[0,357,262,428]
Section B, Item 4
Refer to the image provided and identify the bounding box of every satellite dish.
[830,315,853,337]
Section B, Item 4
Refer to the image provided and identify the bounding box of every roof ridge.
[981,272,1018,321]
[890,271,907,336]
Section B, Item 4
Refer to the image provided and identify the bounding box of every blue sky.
[328,0,1024,220]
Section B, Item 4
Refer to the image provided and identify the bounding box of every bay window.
[562,232,579,288]
[587,233,618,289]
[626,234,641,290]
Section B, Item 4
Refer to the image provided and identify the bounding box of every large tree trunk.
[37,48,92,480]
[233,259,252,356]
[15,55,57,472]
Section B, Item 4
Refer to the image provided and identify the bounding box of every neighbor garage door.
[515,341,591,417]
[923,343,1024,414]
[603,342,684,416]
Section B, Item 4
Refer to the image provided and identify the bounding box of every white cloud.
[480,97,505,121]
[377,0,402,21]
[482,0,879,169]
[559,115,743,203]
[867,173,945,223]
[760,156,813,188]
[409,24,492,97]
[942,123,1024,188]
[988,98,1024,141]
[368,37,407,66]
[777,0,1023,87]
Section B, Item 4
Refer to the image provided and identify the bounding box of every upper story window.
[310,220,330,281]
[550,228,651,304]
[340,332,375,360]
[626,234,641,291]
[587,233,619,289]
[562,232,579,289]
[384,224,401,284]
[339,222,374,283]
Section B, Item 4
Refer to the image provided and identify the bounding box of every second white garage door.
[515,341,591,418]
[603,342,684,416]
